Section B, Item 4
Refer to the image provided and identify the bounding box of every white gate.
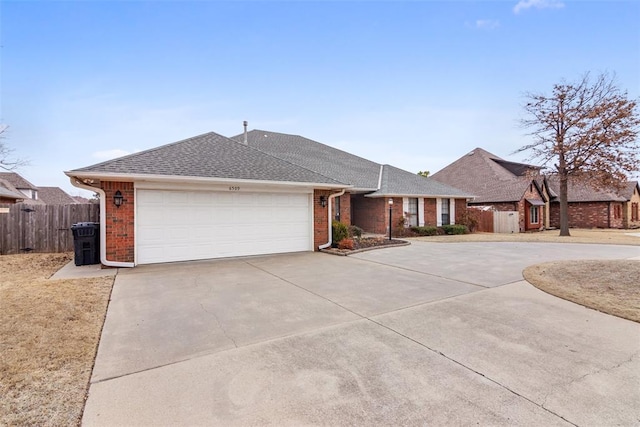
[493,211,519,233]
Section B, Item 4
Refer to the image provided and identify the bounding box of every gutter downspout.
[69,177,135,268]
[318,189,346,250]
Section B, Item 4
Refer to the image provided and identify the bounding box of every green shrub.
[348,225,363,239]
[410,226,439,236]
[332,220,349,246]
[441,224,469,235]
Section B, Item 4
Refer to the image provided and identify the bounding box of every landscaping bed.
[321,236,409,255]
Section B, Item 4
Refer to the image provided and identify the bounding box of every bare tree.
[516,72,640,236]
[0,125,28,171]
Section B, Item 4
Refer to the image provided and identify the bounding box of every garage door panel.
[137,190,312,264]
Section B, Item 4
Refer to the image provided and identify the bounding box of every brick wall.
[624,188,640,228]
[332,193,352,226]
[549,201,624,229]
[424,199,437,226]
[454,199,467,224]
[352,194,385,234]
[101,181,135,262]
[389,197,403,236]
[313,189,331,249]
[521,185,544,232]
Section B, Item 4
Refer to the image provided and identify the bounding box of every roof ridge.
[239,131,348,186]
[240,129,382,168]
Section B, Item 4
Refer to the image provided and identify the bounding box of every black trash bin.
[71,222,100,266]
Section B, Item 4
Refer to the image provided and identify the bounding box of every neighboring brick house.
[66,129,471,267]
[542,177,640,229]
[622,181,640,229]
[0,173,79,205]
[0,172,44,204]
[0,178,26,203]
[37,186,79,205]
[431,148,546,232]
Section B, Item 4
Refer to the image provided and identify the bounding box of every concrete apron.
[82,242,640,426]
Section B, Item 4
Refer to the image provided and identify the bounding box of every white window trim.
[418,198,425,226]
[436,198,442,226]
[530,205,539,224]
[450,199,455,225]
[403,197,409,225]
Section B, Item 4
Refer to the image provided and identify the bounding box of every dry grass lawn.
[0,253,113,427]
[523,260,640,323]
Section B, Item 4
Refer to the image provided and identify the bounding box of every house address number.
[229,186,240,191]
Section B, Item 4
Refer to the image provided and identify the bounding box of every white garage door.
[136,190,312,264]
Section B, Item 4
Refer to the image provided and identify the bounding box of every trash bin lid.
[72,222,99,228]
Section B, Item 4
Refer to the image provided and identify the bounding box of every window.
[334,196,341,221]
[530,206,539,224]
[441,198,450,225]
[614,204,622,219]
[632,202,639,222]
[407,198,418,227]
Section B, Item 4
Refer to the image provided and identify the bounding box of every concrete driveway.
[83,242,640,426]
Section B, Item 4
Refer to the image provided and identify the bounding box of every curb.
[320,240,410,256]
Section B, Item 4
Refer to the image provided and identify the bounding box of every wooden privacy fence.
[472,209,494,233]
[0,204,100,255]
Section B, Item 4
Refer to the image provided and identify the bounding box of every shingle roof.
[431,148,540,203]
[232,129,471,198]
[0,180,25,200]
[37,187,78,205]
[232,130,380,191]
[73,196,91,203]
[69,131,345,186]
[367,165,473,198]
[0,178,44,204]
[621,181,640,200]
[544,176,628,202]
[0,172,38,190]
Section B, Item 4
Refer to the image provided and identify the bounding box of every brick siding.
[424,199,437,226]
[624,188,640,228]
[101,181,135,263]
[313,189,331,249]
[352,194,385,234]
[521,184,545,232]
[454,199,467,225]
[549,201,625,229]
[332,193,352,226]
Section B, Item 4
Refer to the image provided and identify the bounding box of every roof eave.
[365,192,474,199]
[64,171,351,190]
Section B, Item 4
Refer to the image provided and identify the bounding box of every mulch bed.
[321,237,410,256]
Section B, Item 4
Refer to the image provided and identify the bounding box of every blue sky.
[1,0,639,196]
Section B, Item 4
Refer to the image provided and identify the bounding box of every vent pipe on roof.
[243,120,248,145]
